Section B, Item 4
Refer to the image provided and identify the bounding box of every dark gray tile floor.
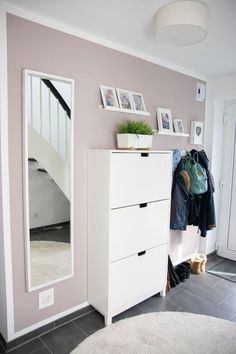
[3,255,236,354]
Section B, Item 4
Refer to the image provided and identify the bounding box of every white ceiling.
[5,0,236,77]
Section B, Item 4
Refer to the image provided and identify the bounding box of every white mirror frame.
[23,69,74,291]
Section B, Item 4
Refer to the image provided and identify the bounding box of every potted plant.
[116,120,154,149]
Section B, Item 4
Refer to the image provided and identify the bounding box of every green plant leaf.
[116,120,154,135]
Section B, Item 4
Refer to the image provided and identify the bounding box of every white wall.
[204,73,236,254]
[29,161,70,228]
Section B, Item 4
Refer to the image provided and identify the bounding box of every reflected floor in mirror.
[30,225,71,288]
[30,223,70,243]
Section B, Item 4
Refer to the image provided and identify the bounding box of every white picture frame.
[100,85,119,109]
[156,107,173,132]
[173,119,184,134]
[116,89,133,110]
[190,121,204,145]
[196,82,206,102]
[130,91,146,112]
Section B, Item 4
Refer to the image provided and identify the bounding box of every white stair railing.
[29,75,70,163]
[28,76,71,198]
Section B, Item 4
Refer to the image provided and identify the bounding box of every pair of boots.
[190,254,207,274]
[175,262,191,282]
[168,256,180,288]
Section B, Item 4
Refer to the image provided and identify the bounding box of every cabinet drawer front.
[109,244,168,311]
[110,153,172,208]
[110,200,170,261]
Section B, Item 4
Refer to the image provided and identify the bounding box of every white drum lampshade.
[155,1,208,46]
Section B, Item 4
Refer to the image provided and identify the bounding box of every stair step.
[37,168,47,173]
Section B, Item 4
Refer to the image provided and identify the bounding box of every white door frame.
[217,99,236,261]
[0,8,14,341]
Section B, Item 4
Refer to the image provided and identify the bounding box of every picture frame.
[130,91,146,112]
[116,89,133,110]
[196,82,206,102]
[156,107,173,132]
[173,119,184,134]
[190,121,204,145]
[100,85,119,109]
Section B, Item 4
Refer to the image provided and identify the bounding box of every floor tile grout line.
[30,340,48,354]
[6,338,45,353]
[54,309,95,330]
[211,277,225,288]
[176,307,184,312]
[39,337,53,354]
[72,321,88,338]
[174,281,231,306]
[5,310,95,353]
[165,288,182,299]
[217,293,233,306]
[177,306,189,313]
[229,313,236,321]
[164,296,183,309]
[0,341,5,353]
[163,287,235,320]
[166,287,221,307]
[39,309,95,340]
[55,308,96,329]
[6,309,95,353]
[230,314,236,321]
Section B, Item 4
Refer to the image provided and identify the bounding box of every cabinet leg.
[160,288,166,297]
[105,314,112,326]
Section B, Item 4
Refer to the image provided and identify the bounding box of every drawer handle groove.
[141,153,149,157]
[138,250,146,256]
[139,203,148,208]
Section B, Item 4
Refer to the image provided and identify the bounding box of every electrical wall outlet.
[39,288,54,310]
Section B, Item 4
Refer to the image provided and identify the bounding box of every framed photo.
[173,119,184,134]
[156,107,173,132]
[116,89,133,110]
[100,85,119,109]
[190,121,204,145]
[196,82,206,102]
[130,92,146,112]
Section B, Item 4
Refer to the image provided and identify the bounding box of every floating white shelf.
[99,105,150,116]
[155,131,189,137]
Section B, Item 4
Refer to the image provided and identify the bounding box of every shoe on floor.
[190,256,202,274]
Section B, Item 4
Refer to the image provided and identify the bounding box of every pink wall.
[0,139,8,338]
[7,14,204,332]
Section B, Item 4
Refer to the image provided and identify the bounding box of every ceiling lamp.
[155,1,208,46]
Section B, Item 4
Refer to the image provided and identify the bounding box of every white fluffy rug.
[71,312,236,354]
[30,241,71,287]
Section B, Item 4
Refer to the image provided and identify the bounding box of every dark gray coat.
[170,159,190,230]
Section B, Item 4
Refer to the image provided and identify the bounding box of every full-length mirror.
[24,70,74,291]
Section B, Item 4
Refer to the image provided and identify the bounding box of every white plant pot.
[117,134,153,149]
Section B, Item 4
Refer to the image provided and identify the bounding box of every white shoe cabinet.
[88,150,172,325]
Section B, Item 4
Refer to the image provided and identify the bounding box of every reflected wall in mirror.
[23,70,74,291]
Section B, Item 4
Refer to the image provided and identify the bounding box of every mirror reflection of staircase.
[28,157,70,243]
[28,77,71,246]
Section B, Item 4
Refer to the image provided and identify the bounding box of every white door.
[218,102,236,259]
